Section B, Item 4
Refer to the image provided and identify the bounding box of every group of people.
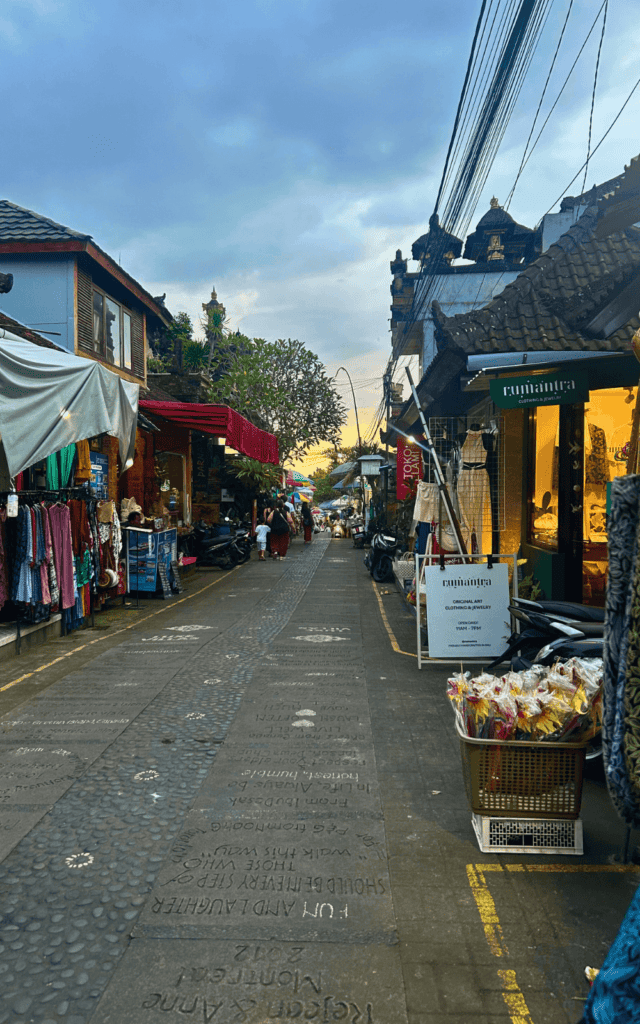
[254,496,315,561]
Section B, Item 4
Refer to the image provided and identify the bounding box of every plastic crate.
[456,719,586,819]
[472,814,583,855]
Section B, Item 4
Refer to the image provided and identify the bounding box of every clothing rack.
[0,487,91,501]
[1,486,97,650]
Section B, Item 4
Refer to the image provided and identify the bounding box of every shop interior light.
[124,457,134,469]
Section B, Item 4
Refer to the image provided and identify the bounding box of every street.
[0,534,638,1024]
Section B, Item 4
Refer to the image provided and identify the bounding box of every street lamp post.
[333,366,362,453]
[333,366,364,520]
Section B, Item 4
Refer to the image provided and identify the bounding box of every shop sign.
[489,369,589,409]
[422,562,510,659]
[396,435,423,500]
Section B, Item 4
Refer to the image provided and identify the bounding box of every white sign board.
[422,562,510,659]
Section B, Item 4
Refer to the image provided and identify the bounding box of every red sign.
[396,436,423,500]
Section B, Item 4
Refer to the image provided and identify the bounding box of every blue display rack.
[126,528,177,592]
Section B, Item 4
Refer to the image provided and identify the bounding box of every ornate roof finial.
[490,197,500,209]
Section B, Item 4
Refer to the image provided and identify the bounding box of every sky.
[3,0,639,469]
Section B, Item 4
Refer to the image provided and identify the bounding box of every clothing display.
[585,422,609,486]
[0,490,117,632]
[45,443,77,490]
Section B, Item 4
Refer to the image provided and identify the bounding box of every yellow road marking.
[467,861,640,1024]
[0,567,240,694]
[498,970,535,1024]
[371,580,417,658]
[466,864,508,957]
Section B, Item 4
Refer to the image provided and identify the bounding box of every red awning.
[139,400,279,465]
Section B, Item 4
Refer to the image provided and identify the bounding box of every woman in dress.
[267,501,294,559]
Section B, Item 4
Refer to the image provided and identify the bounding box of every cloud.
[2,0,640,453]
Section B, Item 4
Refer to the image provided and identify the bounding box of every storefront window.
[528,405,559,550]
[582,387,636,605]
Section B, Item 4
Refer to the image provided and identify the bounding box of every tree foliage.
[225,456,281,493]
[147,311,208,372]
[206,336,346,464]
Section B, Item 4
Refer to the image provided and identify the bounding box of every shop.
[466,352,640,605]
[0,335,139,639]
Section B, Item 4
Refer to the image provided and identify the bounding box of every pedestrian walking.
[255,522,270,560]
[301,501,313,544]
[267,501,294,559]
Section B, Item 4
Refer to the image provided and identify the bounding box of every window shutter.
[131,309,145,378]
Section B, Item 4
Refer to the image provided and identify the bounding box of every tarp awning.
[139,400,279,465]
[0,338,138,478]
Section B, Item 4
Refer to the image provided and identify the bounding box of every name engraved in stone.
[140,958,375,1024]
[0,746,86,800]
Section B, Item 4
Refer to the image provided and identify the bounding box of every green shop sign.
[489,368,589,409]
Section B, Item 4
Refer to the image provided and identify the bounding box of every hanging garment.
[602,474,640,827]
[48,503,76,610]
[585,422,609,486]
[454,431,489,554]
[74,440,92,482]
[13,506,33,604]
[40,504,56,609]
[45,444,77,490]
[68,498,90,557]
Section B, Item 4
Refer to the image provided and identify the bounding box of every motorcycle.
[364,529,400,582]
[192,521,242,569]
[232,522,253,564]
[486,601,604,671]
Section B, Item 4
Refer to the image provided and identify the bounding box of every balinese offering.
[447,658,602,743]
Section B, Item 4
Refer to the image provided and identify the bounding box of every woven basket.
[456,718,586,819]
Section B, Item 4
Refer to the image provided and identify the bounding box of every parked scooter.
[364,529,400,582]
[486,601,604,671]
[192,521,241,569]
[233,522,253,564]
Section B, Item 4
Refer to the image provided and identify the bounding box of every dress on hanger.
[455,430,490,553]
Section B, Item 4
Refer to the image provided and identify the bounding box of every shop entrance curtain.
[139,400,279,465]
[0,338,138,478]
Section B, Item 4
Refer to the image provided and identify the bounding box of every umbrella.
[286,470,313,487]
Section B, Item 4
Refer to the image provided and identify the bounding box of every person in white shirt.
[255,523,270,561]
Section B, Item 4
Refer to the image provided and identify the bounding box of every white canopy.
[0,338,138,478]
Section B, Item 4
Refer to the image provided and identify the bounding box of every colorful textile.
[48,504,76,610]
[45,444,77,489]
[602,475,640,827]
[584,882,640,1022]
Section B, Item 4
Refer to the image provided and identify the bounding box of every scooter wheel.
[372,557,392,582]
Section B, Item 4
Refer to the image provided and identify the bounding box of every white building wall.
[419,270,521,373]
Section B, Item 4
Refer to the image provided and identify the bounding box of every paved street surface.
[1,535,639,1024]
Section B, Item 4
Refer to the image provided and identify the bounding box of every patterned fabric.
[586,423,609,486]
[625,511,640,800]
[603,475,640,827]
[584,882,640,1023]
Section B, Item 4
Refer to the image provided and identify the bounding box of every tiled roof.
[434,206,640,355]
[0,310,60,349]
[0,200,90,242]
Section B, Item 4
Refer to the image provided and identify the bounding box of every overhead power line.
[582,0,608,193]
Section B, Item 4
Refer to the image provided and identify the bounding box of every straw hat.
[97,568,118,589]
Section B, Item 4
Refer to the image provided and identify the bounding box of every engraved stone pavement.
[0,537,406,1024]
[1,535,638,1024]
